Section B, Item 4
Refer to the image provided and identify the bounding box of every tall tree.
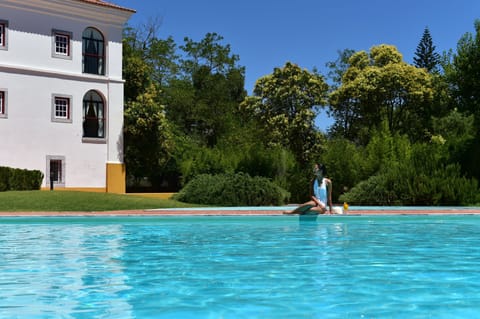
[413,27,440,73]
[122,23,177,189]
[448,20,480,120]
[239,62,328,164]
[123,21,179,93]
[325,49,356,139]
[325,48,356,89]
[165,33,246,147]
[329,45,434,144]
[445,19,480,180]
[124,84,174,188]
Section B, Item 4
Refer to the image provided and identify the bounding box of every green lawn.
[0,191,199,212]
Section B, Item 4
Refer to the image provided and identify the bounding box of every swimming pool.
[1,215,479,318]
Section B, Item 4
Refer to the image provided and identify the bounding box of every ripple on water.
[1,216,480,318]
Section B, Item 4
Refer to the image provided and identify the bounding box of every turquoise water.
[1,215,480,318]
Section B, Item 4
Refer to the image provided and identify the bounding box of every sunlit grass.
[0,191,200,212]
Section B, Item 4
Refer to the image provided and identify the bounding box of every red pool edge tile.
[1,208,480,216]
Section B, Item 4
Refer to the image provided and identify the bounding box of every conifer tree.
[413,27,440,72]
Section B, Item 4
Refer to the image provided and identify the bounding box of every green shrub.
[339,175,396,206]
[0,167,10,192]
[339,136,480,206]
[0,166,44,192]
[176,144,235,186]
[28,170,44,190]
[339,162,479,206]
[322,138,364,201]
[174,172,290,206]
[285,171,310,204]
[9,169,27,190]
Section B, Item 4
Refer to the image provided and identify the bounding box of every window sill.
[82,137,106,144]
[52,118,72,124]
[52,54,72,60]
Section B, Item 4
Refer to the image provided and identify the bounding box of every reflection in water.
[0,224,132,318]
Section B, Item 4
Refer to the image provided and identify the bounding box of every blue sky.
[113,0,480,131]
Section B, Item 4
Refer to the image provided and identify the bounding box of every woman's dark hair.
[318,163,327,176]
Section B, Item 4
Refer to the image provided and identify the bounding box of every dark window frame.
[52,30,72,59]
[82,27,105,75]
[0,20,8,50]
[47,156,66,187]
[0,90,7,118]
[82,90,106,141]
[53,96,71,121]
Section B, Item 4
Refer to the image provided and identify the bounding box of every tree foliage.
[445,20,480,181]
[165,33,246,147]
[325,49,356,90]
[337,125,479,206]
[121,20,480,205]
[329,45,434,143]
[340,144,479,206]
[325,49,356,138]
[448,21,480,120]
[123,24,177,189]
[124,84,174,188]
[413,27,441,72]
[240,62,328,164]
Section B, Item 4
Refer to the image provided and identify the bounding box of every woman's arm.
[326,178,333,213]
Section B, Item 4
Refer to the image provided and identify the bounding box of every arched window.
[82,27,105,75]
[83,90,105,138]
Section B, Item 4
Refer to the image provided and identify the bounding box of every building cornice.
[74,0,135,13]
[0,63,125,84]
[1,0,135,27]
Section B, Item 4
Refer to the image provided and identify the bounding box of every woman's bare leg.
[283,200,316,214]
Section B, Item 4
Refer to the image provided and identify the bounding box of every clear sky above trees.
[114,0,479,90]
[114,0,480,131]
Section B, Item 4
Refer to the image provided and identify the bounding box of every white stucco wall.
[0,0,133,189]
[0,5,124,81]
[0,71,110,187]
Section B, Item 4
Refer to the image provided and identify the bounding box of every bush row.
[339,162,479,206]
[0,166,44,192]
[174,172,290,206]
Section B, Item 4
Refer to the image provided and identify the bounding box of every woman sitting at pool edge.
[284,163,333,215]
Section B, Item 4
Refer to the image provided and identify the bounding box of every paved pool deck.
[1,206,480,216]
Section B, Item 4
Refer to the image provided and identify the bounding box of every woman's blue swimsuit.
[313,178,327,204]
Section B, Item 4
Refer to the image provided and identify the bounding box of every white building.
[0,0,135,193]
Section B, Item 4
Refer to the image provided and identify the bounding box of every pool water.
[1,215,480,318]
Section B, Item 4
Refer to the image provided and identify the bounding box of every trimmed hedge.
[0,166,44,191]
[174,172,290,206]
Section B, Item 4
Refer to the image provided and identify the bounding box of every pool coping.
[1,206,480,216]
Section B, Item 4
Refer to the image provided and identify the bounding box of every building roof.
[76,0,136,13]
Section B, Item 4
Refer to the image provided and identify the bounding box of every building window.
[52,95,72,123]
[55,98,69,118]
[0,90,7,118]
[0,20,8,50]
[82,27,105,75]
[0,23,4,46]
[46,156,66,187]
[83,90,105,139]
[52,30,72,59]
